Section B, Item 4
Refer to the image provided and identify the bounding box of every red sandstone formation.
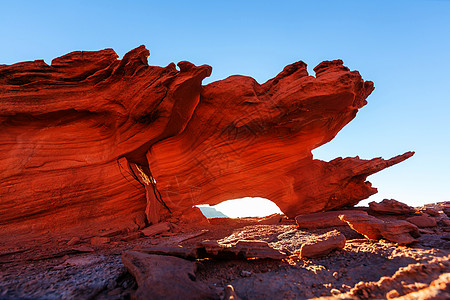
[0,46,211,236]
[339,211,420,245]
[0,45,413,238]
[295,210,364,229]
[369,199,415,215]
[297,230,346,258]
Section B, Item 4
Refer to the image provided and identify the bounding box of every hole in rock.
[197,197,283,219]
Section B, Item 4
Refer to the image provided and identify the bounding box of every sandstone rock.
[419,207,440,217]
[134,212,147,230]
[0,45,212,237]
[121,232,141,242]
[70,246,95,252]
[295,210,365,229]
[0,45,414,240]
[386,289,400,299]
[369,199,415,215]
[380,221,420,245]
[406,215,437,228]
[140,222,171,237]
[441,219,450,227]
[121,251,217,300]
[298,230,346,258]
[340,211,384,239]
[125,221,140,233]
[339,212,419,245]
[444,205,450,218]
[66,237,80,246]
[90,236,110,245]
[258,213,284,225]
[394,273,450,299]
[100,228,124,237]
[178,207,210,226]
[345,255,450,299]
[228,240,286,260]
[419,228,436,234]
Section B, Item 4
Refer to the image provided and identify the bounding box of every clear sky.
[1,1,449,215]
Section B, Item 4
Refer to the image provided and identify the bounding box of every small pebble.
[240,270,252,277]
[330,288,341,295]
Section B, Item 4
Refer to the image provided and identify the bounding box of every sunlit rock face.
[0,46,211,235]
[0,45,412,237]
[149,60,413,217]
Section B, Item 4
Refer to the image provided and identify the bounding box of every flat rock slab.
[406,215,438,228]
[339,211,420,245]
[258,214,284,225]
[369,199,415,215]
[140,222,172,237]
[298,230,346,258]
[90,237,110,245]
[122,251,217,300]
[295,210,365,229]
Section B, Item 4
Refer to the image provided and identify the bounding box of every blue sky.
[1,1,449,212]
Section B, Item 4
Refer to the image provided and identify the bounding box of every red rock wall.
[0,46,412,237]
[148,61,412,217]
[0,46,211,235]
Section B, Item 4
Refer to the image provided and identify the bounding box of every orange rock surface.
[0,45,413,238]
[0,45,211,236]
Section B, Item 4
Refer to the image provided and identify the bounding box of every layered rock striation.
[0,46,413,237]
[0,45,211,235]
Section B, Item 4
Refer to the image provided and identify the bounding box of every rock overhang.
[0,45,413,239]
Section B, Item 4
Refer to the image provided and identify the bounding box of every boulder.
[443,203,450,218]
[121,232,142,242]
[418,207,440,217]
[178,207,210,226]
[369,199,415,215]
[258,213,284,225]
[298,230,346,258]
[339,211,420,245]
[66,237,81,246]
[406,215,437,228]
[140,222,171,237]
[295,210,365,229]
[90,236,110,245]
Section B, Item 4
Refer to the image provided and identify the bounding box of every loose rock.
[369,199,415,215]
[66,237,80,246]
[339,212,419,245]
[90,237,110,246]
[298,230,346,258]
[121,232,141,242]
[140,222,171,237]
[295,210,364,229]
[406,215,437,228]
